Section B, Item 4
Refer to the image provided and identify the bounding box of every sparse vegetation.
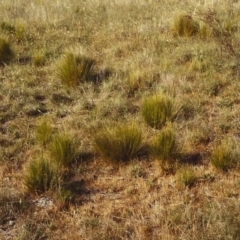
[1,0,240,239]
[93,124,146,162]
[141,93,176,129]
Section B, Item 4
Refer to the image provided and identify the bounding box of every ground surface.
[0,0,240,239]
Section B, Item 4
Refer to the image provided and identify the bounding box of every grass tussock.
[211,138,239,171]
[141,93,176,129]
[0,36,14,64]
[36,119,52,147]
[32,50,46,67]
[56,52,96,87]
[176,166,197,187]
[93,124,146,163]
[150,125,179,168]
[172,14,199,37]
[24,158,59,194]
[49,133,79,167]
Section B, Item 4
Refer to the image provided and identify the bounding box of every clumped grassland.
[1,0,240,239]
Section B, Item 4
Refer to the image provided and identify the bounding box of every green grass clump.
[211,138,239,171]
[176,167,197,187]
[56,52,96,87]
[141,93,176,129]
[24,158,59,194]
[36,119,52,147]
[0,37,14,65]
[49,133,79,166]
[150,125,179,167]
[172,14,199,37]
[93,124,146,163]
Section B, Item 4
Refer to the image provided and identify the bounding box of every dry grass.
[1,0,240,239]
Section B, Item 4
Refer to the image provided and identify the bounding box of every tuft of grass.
[198,21,213,39]
[211,138,239,171]
[150,125,179,168]
[0,36,15,65]
[24,158,59,194]
[36,119,52,147]
[176,167,197,187]
[141,93,176,129]
[32,50,46,66]
[56,52,96,87]
[127,70,150,95]
[54,188,72,210]
[14,21,25,42]
[172,14,199,37]
[93,124,146,163]
[1,21,15,34]
[49,133,79,167]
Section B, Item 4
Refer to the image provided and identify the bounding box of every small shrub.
[50,133,79,166]
[141,93,176,129]
[93,124,146,162]
[177,167,197,187]
[172,14,199,37]
[24,158,59,194]
[211,138,239,171]
[36,119,52,147]
[150,125,179,167]
[56,52,96,87]
[0,37,14,65]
